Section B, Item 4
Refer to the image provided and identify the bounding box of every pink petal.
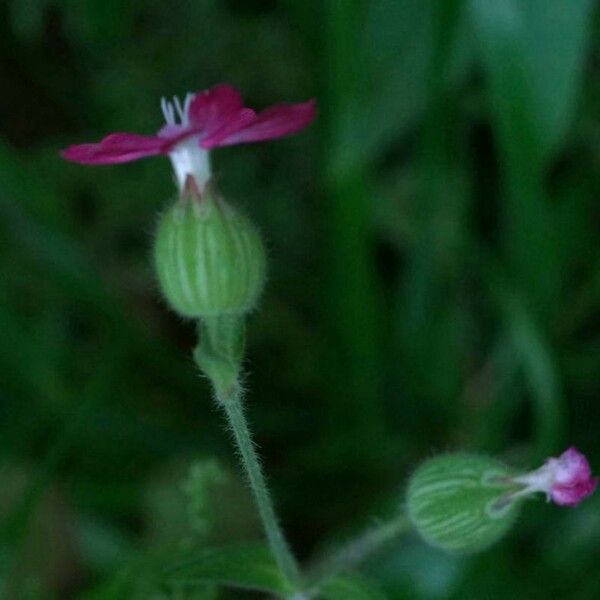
[554,447,593,485]
[551,477,598,506]
[188,84,247,139]
[200,108,256,149]
[61,133,166,165]
[548,447,598,506]
[210,99,316,147]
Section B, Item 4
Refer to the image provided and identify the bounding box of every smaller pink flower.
[60,84,316,191]
[513,447,598,507]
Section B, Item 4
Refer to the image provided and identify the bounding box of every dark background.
[1,0,599,598]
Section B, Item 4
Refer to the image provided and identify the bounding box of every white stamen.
[183,93,194,117]
[161,97,176,126]
[173,96,186,124]
[161,92,209,191]
[161,92,195,128]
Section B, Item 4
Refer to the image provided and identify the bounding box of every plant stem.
[194,316,302,590]
[214,380,302,589]
[307,513,411,589]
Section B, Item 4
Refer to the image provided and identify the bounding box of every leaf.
[504,291,565,459]
[469,0,593,162]
[320,575,389,600]
[359,0,434,163]
[484,259,565,459]
[82,561,218,600]
[356,0,474,166]
[80,564,138,600]
[163,543,295,595]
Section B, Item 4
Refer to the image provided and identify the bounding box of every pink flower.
[513,447,598,507]
[60,84,316,190]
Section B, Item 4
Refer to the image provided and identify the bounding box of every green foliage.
[469,0,593,161]
[183,459,229,539]
[163,543,295,596]
[320,575,389,599]
[0,0,599,598]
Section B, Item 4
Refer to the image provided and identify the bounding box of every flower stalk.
[193,318,302,589]
[214,381,301,587]
[306,513,410,590]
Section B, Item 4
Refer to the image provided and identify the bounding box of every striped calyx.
[154,184,266,319]
[406,454,521,553]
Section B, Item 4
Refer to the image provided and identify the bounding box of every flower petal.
[61,133,166,165]
[210,99,316,147]
[187,84,246,139]
[554,447,593,485]
[548,447,598,506]
[200,108,256,149]
[551,478,598,506]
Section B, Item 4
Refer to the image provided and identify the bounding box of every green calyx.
[194,315,245,394]
[406,453,521,553]
[154,182,266,320]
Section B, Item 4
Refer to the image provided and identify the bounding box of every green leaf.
[357,0,473,166]
[80,564,138,600]
[320,575,388,600]
[484,260,565,459]
[82,561,218,600]
[469,0,593,161]
[467,0,592,308]
[503,289,565,459]
[163,543,295,595]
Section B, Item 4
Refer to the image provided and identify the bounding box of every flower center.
[161,94,211,192]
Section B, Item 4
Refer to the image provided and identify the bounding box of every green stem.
[307,513,411,590]
[214,381,302,588]
[194,315,301,588]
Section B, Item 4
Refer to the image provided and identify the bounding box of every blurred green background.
[1,0,599,598]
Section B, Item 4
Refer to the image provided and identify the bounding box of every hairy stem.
[214,379,302,589]
[307,513,410,589]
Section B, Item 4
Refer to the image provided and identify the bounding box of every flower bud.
[511,446,597,507]
[154,181,266,319]
[406,454,520,553]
